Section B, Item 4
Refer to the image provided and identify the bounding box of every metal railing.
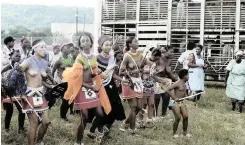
[205,0,236,30]
[171,1,201,29]
[241,1,245,29]
[139,0,168,21]
[102,0,137,22]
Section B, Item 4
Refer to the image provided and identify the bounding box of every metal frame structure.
[95,0,245,81]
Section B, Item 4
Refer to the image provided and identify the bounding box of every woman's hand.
[91,85,99,93]
[203,64,208,69]
[122,79,129,84]
[20,95,28,102]
[173,97,179,102]
[14,62,22,71]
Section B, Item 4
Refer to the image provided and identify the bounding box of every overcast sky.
[1,0,97,8]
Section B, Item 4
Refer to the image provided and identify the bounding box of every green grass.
[2,88,245,145]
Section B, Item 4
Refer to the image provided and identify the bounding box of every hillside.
[1,4,94,30]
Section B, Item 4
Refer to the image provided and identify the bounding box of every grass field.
[1,87,245,145]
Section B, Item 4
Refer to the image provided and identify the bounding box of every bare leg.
[154,94,161,116]
[231,99,237,111]
[238,101,243,113]
[138,98,147,121]
[147,95,155,119]
[14,102,25,132]
[125,98,138,130]
[4,103,13,131]
[27,113,39,145]
[170,106,181,136]
[76,109,88,144]
[180,105,189,136]
[161,93,170,117]
[90,106,104,133]
[37,111,50,143]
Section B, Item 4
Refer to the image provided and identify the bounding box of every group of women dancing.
[1,32,244,145]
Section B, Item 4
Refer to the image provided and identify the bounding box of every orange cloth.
[62,63,83,103]
[62,62,111,114]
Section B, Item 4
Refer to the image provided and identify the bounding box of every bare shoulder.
[172,81,180,88]
[75,53,84,63]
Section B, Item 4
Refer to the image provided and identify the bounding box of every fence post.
[200,0,205,46]
[235,0,241,51]
[167,0,172,46]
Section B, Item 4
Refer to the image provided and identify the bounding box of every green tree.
[8,25,31,38]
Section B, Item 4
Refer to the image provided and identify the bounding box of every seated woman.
[225,50,245,113]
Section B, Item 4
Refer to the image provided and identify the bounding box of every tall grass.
[2,88,245,145]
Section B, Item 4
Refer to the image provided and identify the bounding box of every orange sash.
[62,62,111,114]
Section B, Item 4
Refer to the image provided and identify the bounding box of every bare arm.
[119,55,129,76]
[42,81,54,89]
[164,83,178,100]
[166,65,177,82]
[19,59,29,72]
[152,75,169,83]
[52,58,61,77]
[113,73,124,82]
[188,62,202,68]
[1,65,11,74]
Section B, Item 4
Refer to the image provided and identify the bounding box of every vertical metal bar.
[125,0,127,20]
[200,0,205,45]
[158,0,160,20]
[235,0,241,51]
[167,0,172,45]
[113,0,115,21]
[136,0,141,38]
[113,24,115,42]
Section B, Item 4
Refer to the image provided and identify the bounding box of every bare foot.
[173,134,179,138]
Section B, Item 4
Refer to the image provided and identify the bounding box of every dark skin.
[1,51,21,74]
[188,47,209,69]
[225,54,244,112]
[152,48,177,82]
[225,55,243,87]
[165,77,189,136]
[120,38,150,131]
[51,45,72,79]
[90,39,128,134]
[21,39,32,56]
[6,41,15,50]
[75,35,103,144]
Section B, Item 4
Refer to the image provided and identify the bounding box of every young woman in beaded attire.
[88,36,127,139]
[151,47,177,120]
[119,36,151,134]
[19,39,51,145]
[62,32,111,145]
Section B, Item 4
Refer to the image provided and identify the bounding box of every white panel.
[138,40,167,45]
[138,33,167,38]
[138,26,167,31]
